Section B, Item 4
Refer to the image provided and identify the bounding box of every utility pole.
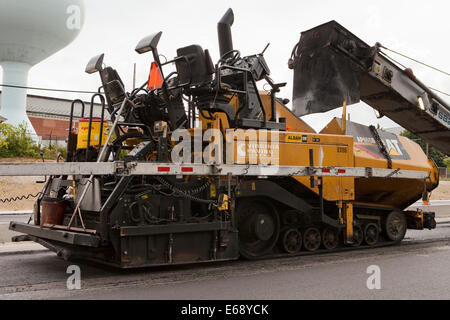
[133,63,136,89]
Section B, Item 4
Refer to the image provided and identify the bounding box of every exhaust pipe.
[217,8,234,58]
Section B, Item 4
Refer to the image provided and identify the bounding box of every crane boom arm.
[291,20,450,155]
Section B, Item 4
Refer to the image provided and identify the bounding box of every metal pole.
[133,63,136,89]
[341,100,347,135]
[68,97,129,229]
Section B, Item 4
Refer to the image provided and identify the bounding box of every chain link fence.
[31,133,67,148]
[438,167,449,179]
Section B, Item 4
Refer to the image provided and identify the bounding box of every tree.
[0,122,38,158]
[400,130,446,167]
[444,157,450,169]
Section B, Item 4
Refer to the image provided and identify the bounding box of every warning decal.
[343,120,410,160]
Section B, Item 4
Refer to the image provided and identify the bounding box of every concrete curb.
[0,210,33,215]
[0,242,48,256]
[410,200,450,207]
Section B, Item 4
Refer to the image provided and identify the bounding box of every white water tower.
[0,0,85,135]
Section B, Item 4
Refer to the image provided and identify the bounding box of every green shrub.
[0,122,39,158]
[444,157,450,169]
[41,145,67,160]
[0,122,67,160]
[400,130,446,167]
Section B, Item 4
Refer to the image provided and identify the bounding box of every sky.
[1,0,450,132]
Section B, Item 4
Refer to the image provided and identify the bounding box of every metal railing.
[438,167,449,179]
[31,133,67,148]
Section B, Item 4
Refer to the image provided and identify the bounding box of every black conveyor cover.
[291,20,450,155]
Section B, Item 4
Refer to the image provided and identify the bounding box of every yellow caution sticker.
[217,194,229,211]
[389,148,401,156]
[286,134,307,143]
[210,184,217,198]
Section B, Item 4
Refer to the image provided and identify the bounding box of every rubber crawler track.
[248,238,403,261]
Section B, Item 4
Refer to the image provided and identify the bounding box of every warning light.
[417,96,426,111]
[148,62,163,90]
[374,109,383,119]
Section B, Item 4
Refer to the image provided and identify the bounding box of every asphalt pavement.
[0,236,450,299]
[0,213,30,243]
[0,201,449,299]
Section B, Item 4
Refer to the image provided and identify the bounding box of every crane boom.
[291,20,450,155]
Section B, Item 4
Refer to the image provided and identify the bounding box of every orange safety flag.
[147,62,163,90]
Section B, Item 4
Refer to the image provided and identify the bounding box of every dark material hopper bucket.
[291,21,375,116]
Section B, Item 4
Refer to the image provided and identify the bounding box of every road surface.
[0,224,449,299]
[0,213,30,243]
[0,202,449,300]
